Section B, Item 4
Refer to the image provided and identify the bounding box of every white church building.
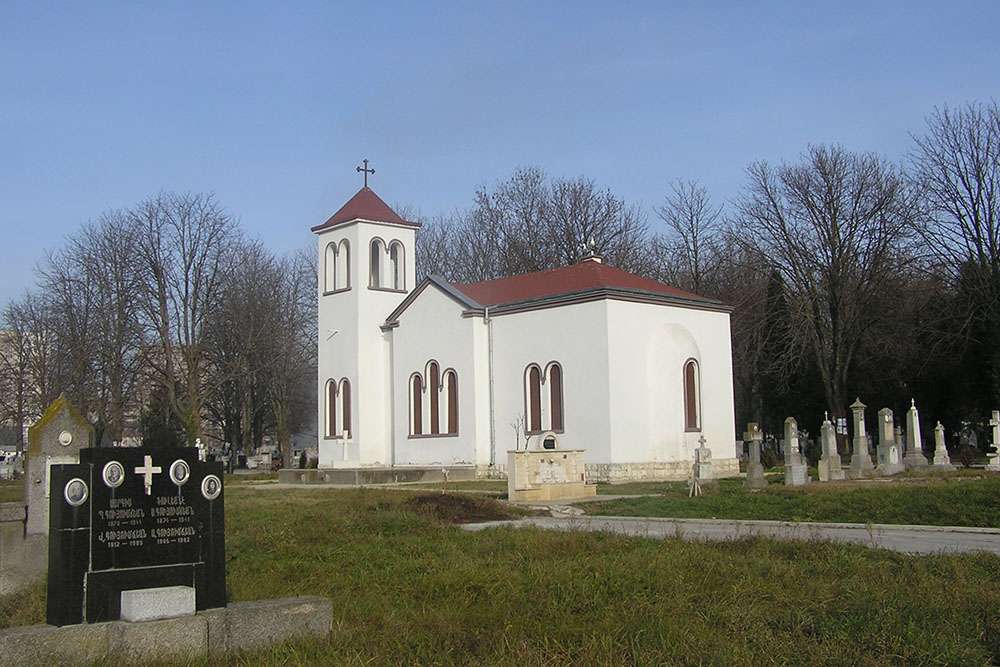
[313,183,738,482]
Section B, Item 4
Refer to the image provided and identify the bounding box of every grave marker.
[903,399,929,469]
[818,415,845,481]
[47,446,225,626]
[848,398,874,478]
[987,411,1000,471]
[932,421,956,471]
[743,423,767,488]
[782,417,809,486]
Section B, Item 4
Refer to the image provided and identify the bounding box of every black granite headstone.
[47,447,225,626]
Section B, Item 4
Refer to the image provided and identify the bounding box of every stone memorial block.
[47,446,225,626]
[848,398,874,478]
[818,416,845,482]
[987,411,1000,471]
[507,432,596,501]
[903,399,929,469]
[876,408,894,468]
[25,396,94,538]
[694,435,714,484]
[782,417,809,486]
[743,423,767,489]
[932,422,956,471]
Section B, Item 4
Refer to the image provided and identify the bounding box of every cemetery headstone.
[848,398,874,478]
[876,408,893,468]
[932,421,956,471]
[25,396,94,539]
[895,425,904,457]
[47,446,225,626]
[693,435,714,485]
[877,407,904,475]
[743,423,767,488]
[903,399,929,469]
[782,417,809,486]
[987,411,1000,472]
[818,415,845,482]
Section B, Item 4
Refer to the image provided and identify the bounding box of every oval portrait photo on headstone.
[201,474,221,500]
[64,478,88,506]
[101,461,125,488]
[169,459,190,486]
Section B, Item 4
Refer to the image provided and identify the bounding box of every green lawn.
[1,485,997,664]
[585,474,1000,527]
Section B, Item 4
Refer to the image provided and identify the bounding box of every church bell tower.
[312,163,419,467]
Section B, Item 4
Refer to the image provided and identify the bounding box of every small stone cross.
[356,159,375,188]
[339,436,349,461]
[698,435,707,448]
[134,455,162,496]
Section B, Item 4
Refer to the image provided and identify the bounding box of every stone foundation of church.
[476,458,741,484]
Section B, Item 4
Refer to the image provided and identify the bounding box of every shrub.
[958,446,976,468]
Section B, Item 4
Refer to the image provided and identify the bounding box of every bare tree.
[910,101,1000,405]
[654,180,723,295]
[131,192,239,444]
[733,145,917,422]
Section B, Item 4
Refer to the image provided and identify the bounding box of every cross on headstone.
[339,435,349,461]
[134,454,161,496]
[356,159,375,188]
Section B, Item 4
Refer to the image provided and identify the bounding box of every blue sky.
[2,2,998,308]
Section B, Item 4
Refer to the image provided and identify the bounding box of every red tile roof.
[451,260,711,307]
[311,187,420,232]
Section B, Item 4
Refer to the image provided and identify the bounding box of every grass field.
[586,474,1000,527]
[1,483,998,664]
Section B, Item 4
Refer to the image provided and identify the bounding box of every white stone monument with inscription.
[848,398,875,478]
[782,417,809,486]
[818,415,845,482]
[987,411,1000,471]
[903,399,929,470]
[507,432,597,501]
[932,421,956,471]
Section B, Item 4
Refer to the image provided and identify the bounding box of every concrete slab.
[120,585,196,622]
[461,516,1000,556]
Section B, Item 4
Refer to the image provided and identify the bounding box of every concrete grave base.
[0,596,332,666]
[120,585,196,622]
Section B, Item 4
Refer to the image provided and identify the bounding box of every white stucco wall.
[605,300,736,465]
[315,219,416,467]
[488,300,613,464]
[389,286,483,466]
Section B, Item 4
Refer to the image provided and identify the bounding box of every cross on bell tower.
[356,159,375,188]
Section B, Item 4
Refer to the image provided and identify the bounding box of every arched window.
[547,363,564,432]
[325,379,337,438]
[337,240,350,290]
[324,243,337,293]
[428,361,440,435]
[683,359,700,431]
[339,379,352,438]
[410,374,423,435]
[369,239,382,288]
[445,370,458,435]
[389,242,403,290]
[526,365,542,433]
[409,364,459,437]
[325,378,352,438]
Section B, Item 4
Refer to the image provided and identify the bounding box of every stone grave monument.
[743,423,767,489]
[47,446,226,625]
[818,415,845,482]
[932,422,956,471]
[876,407,904,475]
[782,417,809,486]
[507,432,597,501]
[0,396,94,594]
[693,435,715,485]
[903,399,929,470]
[987,411,1000,471]
[848,398,874,478]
